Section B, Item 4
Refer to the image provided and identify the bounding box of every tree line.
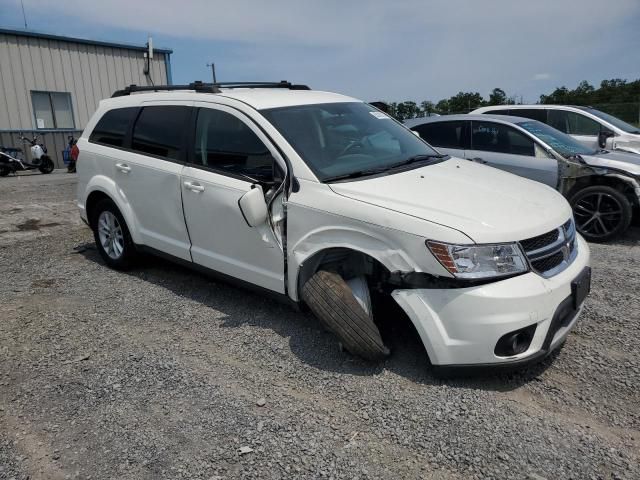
[381,78,640,121]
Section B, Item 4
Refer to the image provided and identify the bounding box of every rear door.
[468,120,558,187]
[180,103,286,293]
[109,103,193,260]
[410,120,468,158]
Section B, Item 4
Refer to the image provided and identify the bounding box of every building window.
[31,91,75,129]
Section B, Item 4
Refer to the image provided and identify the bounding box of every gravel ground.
[1,171,639,480]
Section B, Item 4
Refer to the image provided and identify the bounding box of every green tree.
[488,88,508,106]
[447,91,485,113]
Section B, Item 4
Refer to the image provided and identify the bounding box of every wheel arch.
[566,173,640,208]
[84,177,142,244]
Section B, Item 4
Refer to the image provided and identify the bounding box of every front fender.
[84,175,143,244]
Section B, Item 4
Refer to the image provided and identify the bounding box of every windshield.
[577,107,640,134]
[517,120,597,157]
[261,102,443,181]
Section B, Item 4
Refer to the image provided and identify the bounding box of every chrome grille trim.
[519,218,578,278]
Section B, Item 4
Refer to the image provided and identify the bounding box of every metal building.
[0,28,173,167]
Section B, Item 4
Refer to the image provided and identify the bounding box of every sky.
[1,0,639,104]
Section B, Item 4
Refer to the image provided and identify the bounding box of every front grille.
[519,218,577,278]
[520,229,560,253]
[531,251,564,273]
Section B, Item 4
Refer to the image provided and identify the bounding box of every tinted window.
[513,109,547,122]
[89,107,138,147]
[412,121,466,149]
[131,106,190,160]
[548,110,601,136]
[485,109,511,116]
[471,121,534,156]
[193,108,274,180]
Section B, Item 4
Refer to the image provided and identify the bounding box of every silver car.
[472,105,640,155]
[405,114,640,242]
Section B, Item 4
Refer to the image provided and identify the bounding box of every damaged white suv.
[77,81,591,372]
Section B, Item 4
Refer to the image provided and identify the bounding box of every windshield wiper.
[324,167,389,182]
[386,153,448,171]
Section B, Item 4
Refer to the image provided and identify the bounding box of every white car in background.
[472,105,640,155]
[76,81,590,373]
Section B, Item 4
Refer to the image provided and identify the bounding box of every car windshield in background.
[262,102,444,181]
[578,107,640,134]
[517,120,596,157]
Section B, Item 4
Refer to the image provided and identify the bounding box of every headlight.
[427,241,528,279]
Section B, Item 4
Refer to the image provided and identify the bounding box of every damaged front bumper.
[391,235,590,368]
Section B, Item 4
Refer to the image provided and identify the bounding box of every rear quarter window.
[89,107,139,147]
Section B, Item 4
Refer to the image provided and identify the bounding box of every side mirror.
[239,185,268,227]
[412,130,421,138]
[598,130,614,149]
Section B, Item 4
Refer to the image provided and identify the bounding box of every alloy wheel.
[97,211,125,259]
[573,192,623,240]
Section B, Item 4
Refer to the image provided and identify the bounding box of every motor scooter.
[0,134,55,176]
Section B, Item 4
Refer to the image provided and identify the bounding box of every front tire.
[570,185,632,242]
[301,270,390,361]
[91,198,137,270]
[38,156,54,174]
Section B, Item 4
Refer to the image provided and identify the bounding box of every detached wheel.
[91,198,137,270]
[38,156,54,174]
[570,185,632,242]
[301,270,390,361]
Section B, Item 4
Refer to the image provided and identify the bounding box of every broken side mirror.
[239,185,268,227]
[598,130,614,149]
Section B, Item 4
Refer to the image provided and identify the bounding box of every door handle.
[471,157,488,164]
[115,163,131,173]
[184,181,205,193]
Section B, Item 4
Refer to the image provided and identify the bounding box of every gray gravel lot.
[1,171,639,480]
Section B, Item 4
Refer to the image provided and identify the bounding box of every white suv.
[77,81,591,372]
[473,104,640,155]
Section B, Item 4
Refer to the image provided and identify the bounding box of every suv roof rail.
[111,81,221,97]
[111,80,310,97]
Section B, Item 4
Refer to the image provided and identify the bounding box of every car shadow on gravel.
[77,243,558,392]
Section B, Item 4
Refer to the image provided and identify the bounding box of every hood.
[329,158,572,244]
[581,151,640,177]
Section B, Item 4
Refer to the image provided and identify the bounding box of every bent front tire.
[301,270,390,361]
[570,185,632,242]
[91,198,137,270]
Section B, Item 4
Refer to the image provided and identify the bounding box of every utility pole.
[206,63,217,84]
[20,0,28,29]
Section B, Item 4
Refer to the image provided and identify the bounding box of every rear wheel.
[91,198,137,270]
[301,270,390,361]
[38,155,54,174]
[570,185,632,242]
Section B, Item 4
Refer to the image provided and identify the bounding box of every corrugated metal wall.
[1,130,82,169]
[0,32,169,131]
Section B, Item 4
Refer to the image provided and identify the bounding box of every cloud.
[533,73,552,81]
[8,0,640,102]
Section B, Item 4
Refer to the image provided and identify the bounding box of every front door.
[548,109,601,150]
[180,104,285,293]
[468,120,558,188]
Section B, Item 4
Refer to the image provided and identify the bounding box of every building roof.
[0,27,172,54]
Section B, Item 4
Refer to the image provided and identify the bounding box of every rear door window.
[471,121,534,156]
[89,107,138,147]
[192,108,275,180]
[131,106,191,160]
[412,121,467,149]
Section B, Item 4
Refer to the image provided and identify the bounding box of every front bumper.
[392,234,590,367]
